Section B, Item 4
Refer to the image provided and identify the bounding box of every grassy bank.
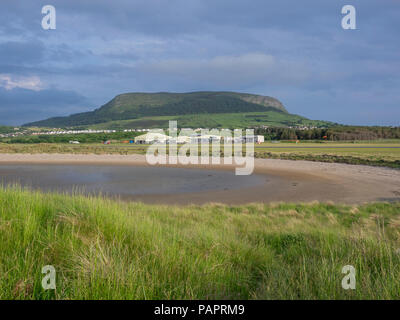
[254,142,400,168]
[0,143,148,155]
[1,186,400,299]
[255,151,400,168]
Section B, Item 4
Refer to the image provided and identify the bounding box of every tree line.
[254,126,400,141]
[0,131,142,144]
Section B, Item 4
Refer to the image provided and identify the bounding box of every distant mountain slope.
[24,92,290,127]
[24,91,333,129]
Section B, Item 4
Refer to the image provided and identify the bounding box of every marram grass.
[0,186,400,300]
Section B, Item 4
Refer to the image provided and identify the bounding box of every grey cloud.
[138,53,310,89]
[0,87,91,125]
[0,40,45,65]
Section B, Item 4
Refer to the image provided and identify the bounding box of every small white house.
[256,135,265,143]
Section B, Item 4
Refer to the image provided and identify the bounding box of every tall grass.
[0,186,399,299]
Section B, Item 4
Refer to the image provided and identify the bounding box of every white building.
[134,132,171,144]
[176,136,192,144]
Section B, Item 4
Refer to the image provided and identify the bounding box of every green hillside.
[24,91,332,129]
[85,112,331,130]
[0,126,14,134]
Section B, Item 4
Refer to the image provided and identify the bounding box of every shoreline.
[0,153,400,205]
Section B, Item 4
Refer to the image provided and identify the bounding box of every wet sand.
[0,153,399,205]
[0,164,265,198]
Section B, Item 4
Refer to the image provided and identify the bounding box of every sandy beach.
[0,153,399,205]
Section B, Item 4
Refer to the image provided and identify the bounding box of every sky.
[0,0,399,126]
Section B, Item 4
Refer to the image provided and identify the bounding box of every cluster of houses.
[123,129,150,133]
[31,129,117,135]
[134,132,265,144]
[256,125,320,130]
[2,126,265,145]
[0,127,29,138]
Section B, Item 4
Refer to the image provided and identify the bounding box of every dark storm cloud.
[0,0,399,125]
[0,87,91,125]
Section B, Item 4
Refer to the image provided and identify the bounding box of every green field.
[254,141,400,168]
[0,142,147,155]
[0,126,14,134]
[1,186,400,300]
